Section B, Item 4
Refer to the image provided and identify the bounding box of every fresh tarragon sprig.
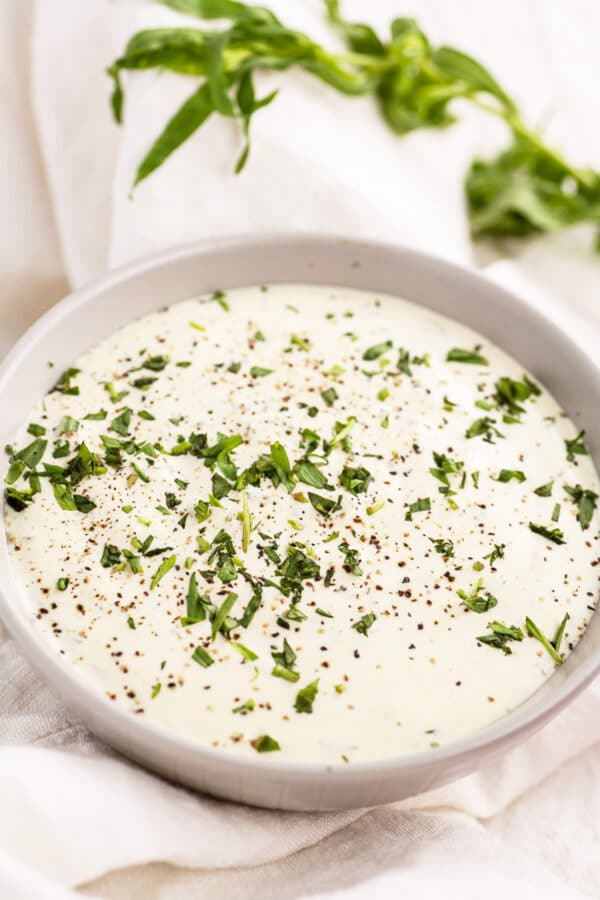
[108,0,600,250]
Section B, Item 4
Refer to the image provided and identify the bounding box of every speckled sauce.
[4,284,600,764]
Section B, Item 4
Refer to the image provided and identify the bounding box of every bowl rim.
[1,232,599,787]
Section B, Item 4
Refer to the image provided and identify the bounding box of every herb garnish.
[335,543,359,577]
[565,430,588,463]
[109,1,600,251]
[352,612,375,636]
[294,679,319,714]
[363,340,392,361]
[191,645,214,668]
[529,523,565,545]
[534,481,554,497]
[477,621,524,654]
[446,347,489,366]
[321,387,338,407]
[466,417,504,443]
[150,553,177,590]
[457,578,498,613]
[563,483,598,530]
[525,615,569,665]
[405,497,431,521]
[211,592,238,639]
[495,469,526,483]
[429,537,454,557]
[251,735,280,753]
[339,465,373,496]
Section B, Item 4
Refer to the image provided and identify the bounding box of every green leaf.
[185,572,207,622]
[192,645,214,667]
[110,408,132,437]
[565,430,588,463]
[339,465,372,495]
[150,554,177,589]
[563,483,598,530]
[308,492,341,517]
[446,347,488,366]
[294,679,319,714]
[211,591,238,638]
[457,578,498,613]
[230,641,258,660]
[525,616,563,665]
[477,620,524,655]
[294,460,331,490]
[362,340,392,361]
[352,612,375,636]
[529,522,565,545]
[495,469,526,483]
[251,734,280,752]
[433,46,516,112]
[53,483,78,511]
[134,83,215,188]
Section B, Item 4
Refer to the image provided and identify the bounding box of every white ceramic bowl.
[1,236,599,811]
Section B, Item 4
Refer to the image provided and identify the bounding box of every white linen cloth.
[1,0,600,896]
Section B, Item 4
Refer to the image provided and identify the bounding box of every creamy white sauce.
[5,285,600,764]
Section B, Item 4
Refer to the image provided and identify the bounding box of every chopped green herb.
[446,347,489,366]
[525,616,564,664]
[494,375,540,418]
[191,645,214,668]
[211,591,238,639]
[495,469,526,483]
[103,381,128,404]
[240,489,252,552]
[363,340,392,361]
[477,620,524,654]
[339,465,372,496]
[466,417,504,442]
[150,553,177,590]
[57,577,69,591]
[230,641,258,661]
[484,544,505,565]
[308,492,342,517]
[338,541,362,575]
[294,679,319,714]
[110,408,132,437]
[290,332,309,351]
[272,664,300,682]
[563,483,598,530]
[315,607,333,618]
[294,460,332,491]
[534,481,554,497]
[405,497,431,521]
[250,366,273,377]
[232,698,255,714]
[101,544,122,568]
[251,735,280,753]
[53,368,80,396]
[529,522,565,544]
[429,537,454,557]
[321,386,338,407]
[352,612,375,636]
[457,578,498,613]
[565,430,588,463]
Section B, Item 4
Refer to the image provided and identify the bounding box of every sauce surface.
[4,284,600,764]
